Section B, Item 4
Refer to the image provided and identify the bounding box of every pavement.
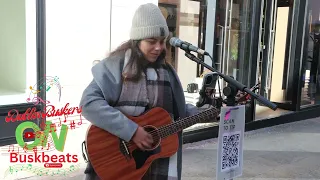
[182,117,320,180]
[2,115,320,180]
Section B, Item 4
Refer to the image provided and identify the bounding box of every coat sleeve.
[185,103,200,116]
[79,79,138,142]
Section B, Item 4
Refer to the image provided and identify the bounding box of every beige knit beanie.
[130,3,169,40]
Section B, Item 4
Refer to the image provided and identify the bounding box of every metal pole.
[109,0,112,52]
[204,0,217,66]
[36,0,47,128]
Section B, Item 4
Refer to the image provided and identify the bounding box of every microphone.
[169,37,209,55]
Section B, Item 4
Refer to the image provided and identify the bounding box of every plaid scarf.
[114,49,178,180]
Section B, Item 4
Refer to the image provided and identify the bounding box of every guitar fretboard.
[158,108,218,138]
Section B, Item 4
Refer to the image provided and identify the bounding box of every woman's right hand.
[132,126,154,151]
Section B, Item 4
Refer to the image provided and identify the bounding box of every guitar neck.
[158,108,217,138]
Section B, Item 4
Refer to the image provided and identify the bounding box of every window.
[160,0,255,131]
[0,0,37,106]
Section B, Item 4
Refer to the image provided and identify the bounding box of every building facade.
[0,0,319,151]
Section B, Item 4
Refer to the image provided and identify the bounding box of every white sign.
[216,105,245,180]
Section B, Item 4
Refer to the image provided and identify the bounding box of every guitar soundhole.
[143,125,161,151]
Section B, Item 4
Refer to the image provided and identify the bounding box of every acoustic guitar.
[85,107,218,180]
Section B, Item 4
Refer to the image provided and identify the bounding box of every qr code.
[221,131,241,172]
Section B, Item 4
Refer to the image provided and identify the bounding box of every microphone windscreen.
[169,37,181,47]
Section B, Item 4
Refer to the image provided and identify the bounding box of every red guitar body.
[85,107,179,180]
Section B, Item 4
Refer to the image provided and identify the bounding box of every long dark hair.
[108,40,167,82]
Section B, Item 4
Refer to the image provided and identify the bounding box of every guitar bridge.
[119,139,131,161]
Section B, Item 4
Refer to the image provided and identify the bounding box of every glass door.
[257,0,298,111]
[214,0,254,90]
[260,0,278,100]
[213,0,256,121]
[300,0,320,108]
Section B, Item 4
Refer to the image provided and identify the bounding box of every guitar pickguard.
[132,145,161,169]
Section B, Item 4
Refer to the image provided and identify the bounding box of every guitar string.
[124,108,218,148]
[146,108,218,137]
[154,108,218,137]
[124,109,217,148]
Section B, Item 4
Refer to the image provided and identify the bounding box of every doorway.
[300,0,320,108]
[210,0,256,121]
[258,0,297,113]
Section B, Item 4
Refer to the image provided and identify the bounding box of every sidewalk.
[5,116,320,180]
[182,116,320,179]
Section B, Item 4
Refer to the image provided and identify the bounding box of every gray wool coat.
[79,52,199,180]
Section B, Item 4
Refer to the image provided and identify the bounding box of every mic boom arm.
[184,52,277,111]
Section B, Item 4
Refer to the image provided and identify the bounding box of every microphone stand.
[184,51,277,111]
